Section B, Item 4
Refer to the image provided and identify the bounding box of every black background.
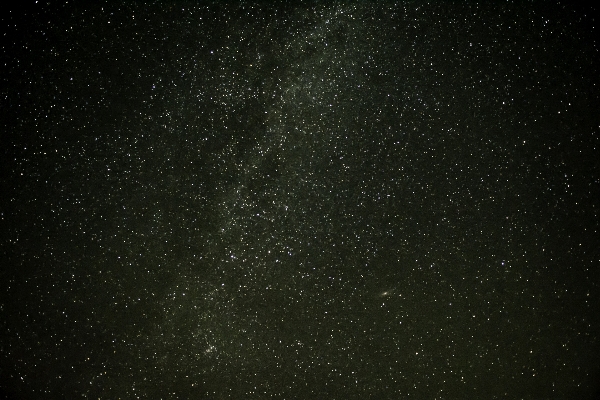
[1,1,599,398]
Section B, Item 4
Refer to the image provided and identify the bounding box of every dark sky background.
[1,1,599,399]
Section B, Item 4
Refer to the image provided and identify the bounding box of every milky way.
[1,2,599,398]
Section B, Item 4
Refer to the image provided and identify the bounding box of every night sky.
[1,1,599,399]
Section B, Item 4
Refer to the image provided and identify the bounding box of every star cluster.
[1,2,599,399]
